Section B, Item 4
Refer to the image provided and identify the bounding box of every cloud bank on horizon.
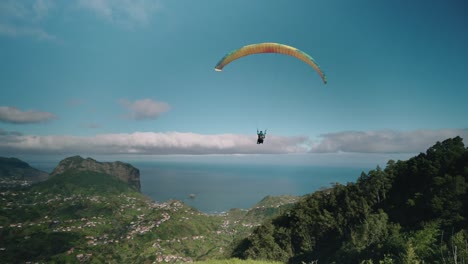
[310,129,468,153]
[0,128,466,156]
[0,131,307,155]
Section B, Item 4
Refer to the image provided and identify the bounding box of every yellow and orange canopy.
[215,42,327,84]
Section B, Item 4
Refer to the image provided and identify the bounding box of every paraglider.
[257,129,266,144]
[215,43,327,145]
[214,42,327,84]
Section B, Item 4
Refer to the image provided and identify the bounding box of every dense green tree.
[241,221,291,262]
[440,229,468,264]
[406,221,440,262]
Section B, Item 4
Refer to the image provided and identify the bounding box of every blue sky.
[1,0,467,165]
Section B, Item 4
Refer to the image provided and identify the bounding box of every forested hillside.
[232,137,468,264]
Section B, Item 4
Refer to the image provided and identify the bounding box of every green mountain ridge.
[51,155,141,192]
[0,157,49,187]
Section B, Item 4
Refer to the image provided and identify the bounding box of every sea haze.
[134,161,369,213]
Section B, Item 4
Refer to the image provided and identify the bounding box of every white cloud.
[0,23,58,41]
[0,0,58,41]
[309,129,468,153]
[0,106,57,124]
[0,0,162,41]
[77,0,161,27]
[82,123,101,129]
[33,0,55,20]
[78,0,112,19]
[0,1,29,20]
[0,131,308,155]
[65,98,86,107]
[119,99,170,120]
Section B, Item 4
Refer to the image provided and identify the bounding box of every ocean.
[30,160,370,214]
[134,161,369,213]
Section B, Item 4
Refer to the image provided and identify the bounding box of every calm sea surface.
[134,162,369,213]
[31,160,370,214]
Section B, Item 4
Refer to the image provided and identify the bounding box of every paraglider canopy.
[215,42,327,84]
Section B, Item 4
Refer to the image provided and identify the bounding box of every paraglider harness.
[257,129,266,144]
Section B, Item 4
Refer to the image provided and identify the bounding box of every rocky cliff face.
[51,156,141,192]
